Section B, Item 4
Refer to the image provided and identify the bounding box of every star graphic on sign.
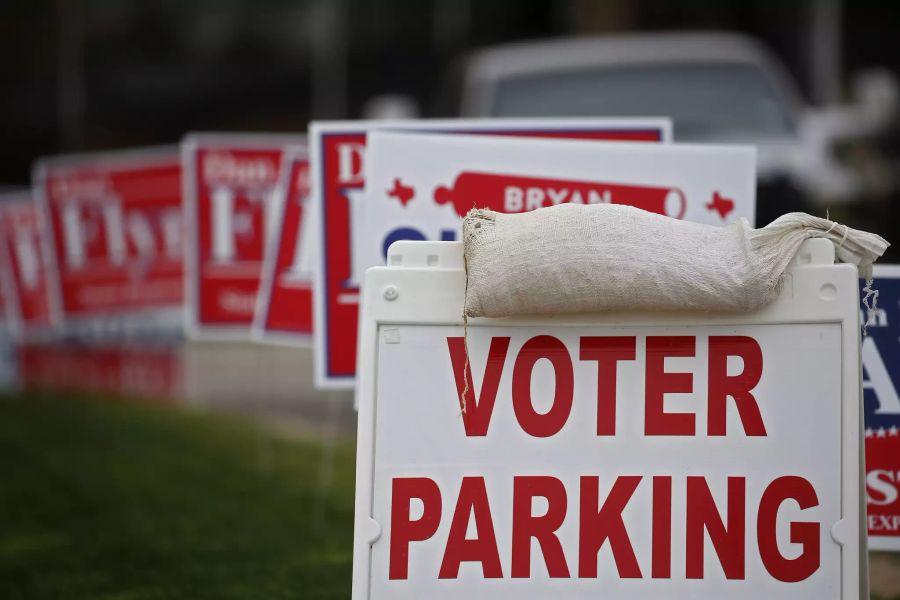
[877,427,887,438]
[866,428,875,438]
[891,426,899,437]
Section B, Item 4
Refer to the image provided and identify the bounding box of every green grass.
[2,393,898,599]
[0,393,356,599]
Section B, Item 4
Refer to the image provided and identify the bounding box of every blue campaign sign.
[861,266,900,551]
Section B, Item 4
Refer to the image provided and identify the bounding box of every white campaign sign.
[360,132,755,279]
[353,240,864,599]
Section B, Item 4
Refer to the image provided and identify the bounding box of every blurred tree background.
[0,0,898,185]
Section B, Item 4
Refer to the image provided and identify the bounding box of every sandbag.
[462,204,888,318]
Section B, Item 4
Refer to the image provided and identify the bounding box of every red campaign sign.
[35,149,183,319]
[18,343,182,401]
[184,135,300,335]
[316,125,666,385]
[0,193,57,337]
[254,148,313,340]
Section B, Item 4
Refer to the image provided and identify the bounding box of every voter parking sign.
[353,239,864,598]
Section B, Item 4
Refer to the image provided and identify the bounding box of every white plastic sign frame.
[353,239,866,599]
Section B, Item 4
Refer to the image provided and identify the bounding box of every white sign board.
[353,239,865,599]
[360,132,756,280]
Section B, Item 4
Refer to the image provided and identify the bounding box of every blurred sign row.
[0,117,895,551]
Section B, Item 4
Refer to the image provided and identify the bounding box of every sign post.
[353,238,865,598]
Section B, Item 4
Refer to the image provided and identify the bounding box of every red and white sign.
[0,192,58,339]
[253,145,314,343]
[362,131,755,286]
[311,118,672,388]
[352,239,864,599]
[183,134,302,338]
[34,148,183,324]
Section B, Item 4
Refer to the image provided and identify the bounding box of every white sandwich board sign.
[353,239,866,599]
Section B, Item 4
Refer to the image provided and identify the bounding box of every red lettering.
[579,337,636,435]
[389,477,442,580]
[578,475,642,578]
[645,336,696,435]
[758,476,820,582]
[652,475,673,579]
[439,477,503,579]
[512,336,574,438]
[686,476,745,580]
[447,337,510,436]
[512,476,570,578]
[708,336,767,436]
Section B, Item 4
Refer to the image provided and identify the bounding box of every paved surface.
[870,552,900,598]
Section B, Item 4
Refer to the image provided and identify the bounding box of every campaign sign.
[253,144,314,343]
[0,192,59,339]
[34,148,183,327]
[183,134,305,338]
[861,266,900,551]
[362,132,756,284]
[352,239,863,599]
[311,118,672,388]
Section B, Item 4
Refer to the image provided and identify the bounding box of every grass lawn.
[2,393,898,599]
[0,393,356,599]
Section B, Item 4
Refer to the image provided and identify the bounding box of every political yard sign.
[351,239,864,599]
[183,133,303,338]
[34,147,184,335]
[253,144,314,343]
[311,118,672,389]
[0,192,59,340]
[862,266,900,551]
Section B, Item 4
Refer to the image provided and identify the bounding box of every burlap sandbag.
[462,204,888,318]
